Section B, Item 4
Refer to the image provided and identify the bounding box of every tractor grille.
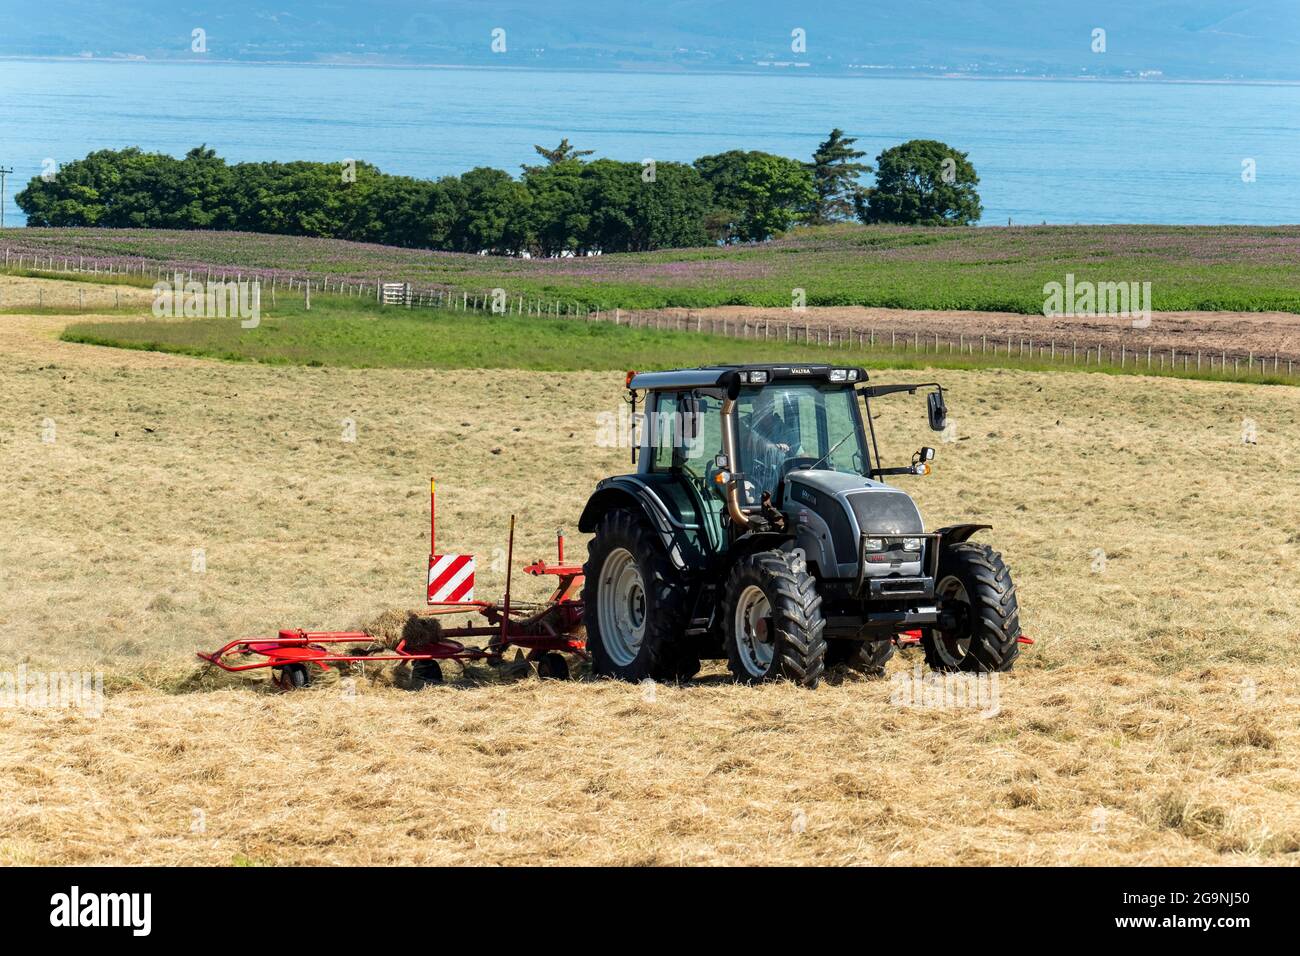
[846,490,923,536]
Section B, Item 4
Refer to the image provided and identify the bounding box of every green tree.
[736,155,817,241]
[345,172,437,247]
[158,146,235,229]
[424,177,466,250]
[232,161,352,237]
[576,160,637,253]
[17,147,167,226]
[807,128,872,224]
[864,139,982,226]
[694,150,757,241]
[691,151,811,243]
[523,160,590,256]
[454,167,531,254]
[524,138,595,173]
[627,161,711,251]
[696,151,814,242]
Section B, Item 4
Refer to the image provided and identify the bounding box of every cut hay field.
[1,277,1298,866]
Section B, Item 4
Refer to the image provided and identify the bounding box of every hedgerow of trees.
[17,134,982,254]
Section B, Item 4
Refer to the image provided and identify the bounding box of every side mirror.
[927,390,948,432]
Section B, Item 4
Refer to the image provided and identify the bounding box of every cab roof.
[627,364,869,392]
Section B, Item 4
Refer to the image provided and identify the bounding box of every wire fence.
[3,247,1297,382]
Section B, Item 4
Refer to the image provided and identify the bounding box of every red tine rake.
[197,479,587,687]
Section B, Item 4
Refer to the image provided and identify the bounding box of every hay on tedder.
[197,480,587,688]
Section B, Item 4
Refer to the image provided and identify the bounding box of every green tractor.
[577,364,1022,688]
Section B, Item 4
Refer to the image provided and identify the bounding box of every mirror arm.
[857,382,944,399]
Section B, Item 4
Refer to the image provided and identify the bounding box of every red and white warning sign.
[428,553,475,603]
[426,479,475,603]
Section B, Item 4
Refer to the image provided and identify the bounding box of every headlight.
[902,537,922,551]
[749,370,769,384]
[864,537,884,551]
[829,369,848,382]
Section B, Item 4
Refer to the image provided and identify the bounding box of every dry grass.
[0,272,156,312]
[1,277,1298,865]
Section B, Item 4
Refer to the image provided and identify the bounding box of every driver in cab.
[744,393,803,497]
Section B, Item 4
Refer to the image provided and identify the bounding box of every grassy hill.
[8,223,1300,313]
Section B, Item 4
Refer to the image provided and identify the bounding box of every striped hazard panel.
[427,554,475,603]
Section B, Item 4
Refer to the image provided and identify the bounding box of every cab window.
[650,390,723,477]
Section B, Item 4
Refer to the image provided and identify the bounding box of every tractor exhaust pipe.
[721,397,752,530]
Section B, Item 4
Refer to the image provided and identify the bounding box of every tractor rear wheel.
[826,638,894,678]
[923,542,1021,672]
[723,549,826,688]
[583,508,699,683]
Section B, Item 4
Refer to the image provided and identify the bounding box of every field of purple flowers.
[4,223,1300,313]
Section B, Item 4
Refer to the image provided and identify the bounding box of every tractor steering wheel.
[784,456,823,472]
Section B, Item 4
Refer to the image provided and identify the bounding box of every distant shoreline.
[2,55,1297,87]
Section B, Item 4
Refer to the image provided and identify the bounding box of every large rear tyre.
[723,549,826,688]
[923,542,1021,673]
[826,638,894,678]
[583,508,700,682]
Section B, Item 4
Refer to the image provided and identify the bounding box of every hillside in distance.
[2,0,1298,80]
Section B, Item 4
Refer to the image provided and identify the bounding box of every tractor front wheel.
[723,549,826,688]
[923,542,1021,672]
[583,508,699,683]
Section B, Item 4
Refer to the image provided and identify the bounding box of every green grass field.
[61,299,850,370]
[11,223,1300,313]
[60,295,1295,384]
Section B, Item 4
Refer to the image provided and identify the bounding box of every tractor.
[577,363,1023,688]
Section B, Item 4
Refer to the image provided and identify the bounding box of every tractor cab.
[626,364,938,549]
[578,364,1022,688]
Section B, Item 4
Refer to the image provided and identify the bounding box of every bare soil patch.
[647,305,1300,360]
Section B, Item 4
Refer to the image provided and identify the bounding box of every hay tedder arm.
[197,478,587,682]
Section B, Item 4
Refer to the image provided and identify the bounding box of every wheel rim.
[934,575,973,662]
[733,585,775,677]
[597,547,647,667]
